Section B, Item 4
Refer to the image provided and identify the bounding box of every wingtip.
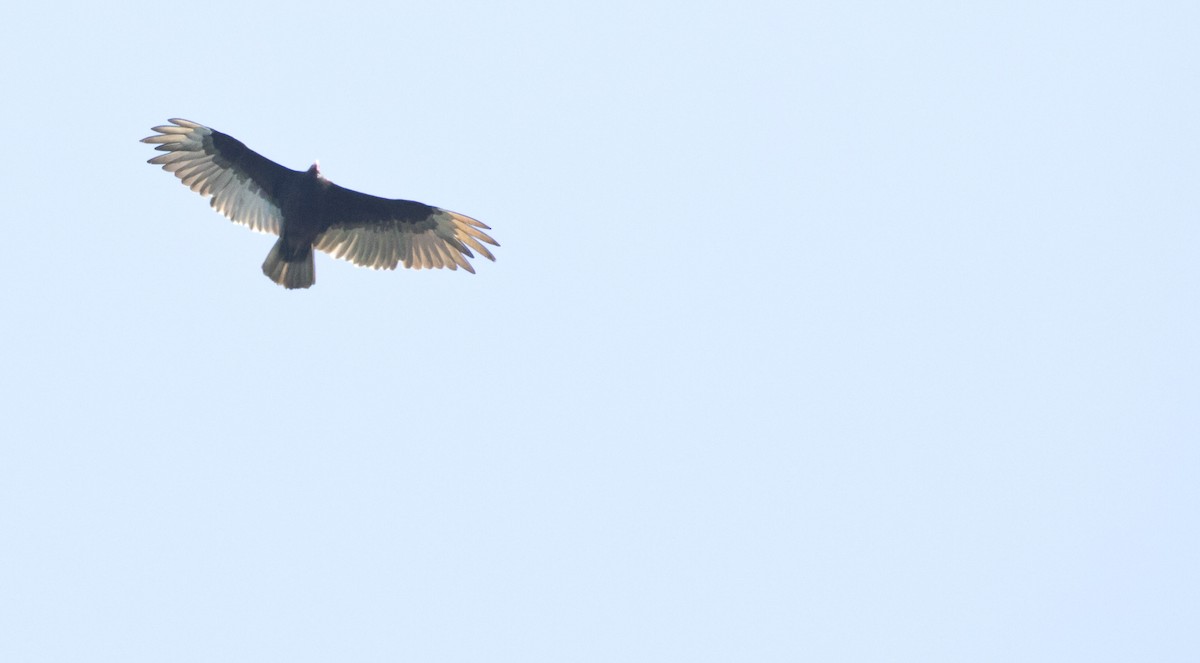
[446,210,492,230]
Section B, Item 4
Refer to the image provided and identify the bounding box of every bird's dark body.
[274,170,339,263]
[143,118,498,289]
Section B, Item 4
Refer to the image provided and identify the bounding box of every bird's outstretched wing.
[314,184,499,273]
[141,119,292,236]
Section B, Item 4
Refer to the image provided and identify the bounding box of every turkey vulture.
[142,118,498,289]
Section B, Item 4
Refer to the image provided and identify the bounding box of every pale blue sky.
[1,1,1197,661]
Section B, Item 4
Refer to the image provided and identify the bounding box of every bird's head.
[307,161,323,179]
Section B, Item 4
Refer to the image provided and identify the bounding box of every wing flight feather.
[313,185,499,273]
[142,119,292,236]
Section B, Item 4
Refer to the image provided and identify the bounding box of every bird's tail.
[262,239,316,289]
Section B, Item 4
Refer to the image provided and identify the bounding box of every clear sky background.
[1,1,1196,661]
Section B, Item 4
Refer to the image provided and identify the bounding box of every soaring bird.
[142,119,498,289]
